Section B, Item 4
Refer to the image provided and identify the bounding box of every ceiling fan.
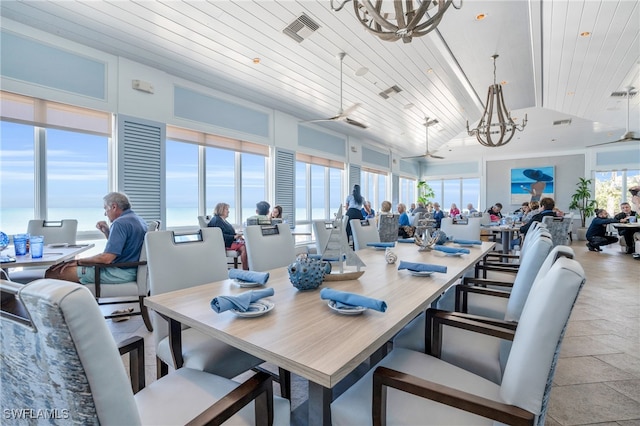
[303,52,368,129]
[402,117,444,160]
[588,86,640,147]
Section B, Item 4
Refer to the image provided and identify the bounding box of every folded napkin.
[228,269,269,285]
[397,238,415,243]
[397,261,447,274]
[320,288,387,312]
[366,242,395,248]
[211,288,275,313]
[452,239,482,245]
[433,246,470,254]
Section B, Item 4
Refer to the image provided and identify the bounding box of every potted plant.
[417,181,435,206]
[569,177,598,240]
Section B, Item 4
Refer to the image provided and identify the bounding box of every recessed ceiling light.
[475,13,487,21]
[567,91,575,95]
[404,103,415,109]
[355,67,369,76]
[426,68,434,73]
[500,80,508,85]
[580,31,591,37]
[252,57,261,64]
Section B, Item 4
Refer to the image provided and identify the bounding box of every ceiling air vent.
[378,85,402,99]
[283,13,320,43]
[553,119,572,126]
[611,90,637,98]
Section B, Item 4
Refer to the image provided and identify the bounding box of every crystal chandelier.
[330,0,461,43]
[467,55,527,147]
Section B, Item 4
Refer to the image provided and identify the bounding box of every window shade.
[361,166,388,175]
[296,153,344,169]
[167,125,268,156]
[0,91,111,136]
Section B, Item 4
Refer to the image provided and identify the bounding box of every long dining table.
[145,240,495,425]
[1,243,95,273]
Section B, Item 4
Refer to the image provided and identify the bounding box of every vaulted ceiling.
[1,0,638,161]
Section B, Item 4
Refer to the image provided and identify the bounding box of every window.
[595,169,640,214]
[426,178,480,213]
[166,140,199,227]
[361,168,388,212]
[47,128,108,231]
[206,147,236,221]
[240,153,267,223]
[296,154,344,222]
[0,121,35,235]
[399,177,416,207]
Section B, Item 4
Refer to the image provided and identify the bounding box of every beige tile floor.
[109,239,640,425]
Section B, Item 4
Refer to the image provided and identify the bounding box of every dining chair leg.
[139,296,153,332]
[157,357,169,379]
[278,368,291,400]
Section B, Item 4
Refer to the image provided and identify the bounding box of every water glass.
[30,235,45,259]
[629,216,637,223]
[13,234,28,256]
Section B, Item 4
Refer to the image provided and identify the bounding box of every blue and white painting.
[511,166,554,204]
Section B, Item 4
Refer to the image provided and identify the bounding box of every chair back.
[148,220,161,231]
[312,220,332,255]
[26,219,78,244]
[350,218,380,250]
[244,223,296,271]
[541,216,572,247]
[480,212,492,225]
[145,228,229,344]
[440,217,481,241]
[197,215,212,228]
[0,279,140,424]
[378,214,399,242]
[500,257,585,424]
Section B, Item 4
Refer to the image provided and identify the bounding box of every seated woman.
[270,205,283,221]
[397,203,414,238]
[449,203,460,217]
[208,202,249,270]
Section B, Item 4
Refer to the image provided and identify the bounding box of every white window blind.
[0,91,111,136]
[166,125,268,156]
[296,153,344,169]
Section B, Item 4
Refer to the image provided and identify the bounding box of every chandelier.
[330,0,461,43]
[467,54,527,147]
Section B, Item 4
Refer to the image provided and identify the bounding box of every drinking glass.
[30,235,45,259]
[13,234,28,256]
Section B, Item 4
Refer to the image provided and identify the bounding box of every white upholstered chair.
[0,279,290,425]
[145,228,264,379]
[198,215,240,268]
[395,237,559,380]
[440,217,482,241]
[542,215,573,247]
[244,224,296,271]
[350,218,380,250]
[9,219,78,284]
[332,257,586,425]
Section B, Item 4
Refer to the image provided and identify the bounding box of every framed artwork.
[511,166,554,204]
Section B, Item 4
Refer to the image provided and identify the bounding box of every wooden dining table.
[145,241,495,426]
[1,243,95,272]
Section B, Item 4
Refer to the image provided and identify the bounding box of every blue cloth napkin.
[433,246,470,254]
[366,242,395,248]
[211,288,275,313]
[320,288,387,312]
[397,261,447,274]
[452,239,482,245]
[228,269,269,285]
[397,238,415,243]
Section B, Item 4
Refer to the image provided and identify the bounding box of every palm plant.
[569,177,598,228]
[417,181,435,206]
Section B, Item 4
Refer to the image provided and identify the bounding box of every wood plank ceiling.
[1,0,638,161]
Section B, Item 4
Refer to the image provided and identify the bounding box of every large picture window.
[595,169,640,214]
[296,154,344,222]
[426,177,480,214]
[166,140,199,227]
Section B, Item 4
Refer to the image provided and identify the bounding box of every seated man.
[361,201,375,219]
[246,200,271,225]
[45,192,147,284]
[586,209,620,252]
[613,202,637,254]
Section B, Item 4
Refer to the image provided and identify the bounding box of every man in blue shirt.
[586,209,620,252]
[46,192,147,284]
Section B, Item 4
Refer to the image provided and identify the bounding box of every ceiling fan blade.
[401,154,428,159]
[301,118,337,124]
[345,117,368,129]
[428,153,445,159]
[587,137,640,147]
[341,103,361,116]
